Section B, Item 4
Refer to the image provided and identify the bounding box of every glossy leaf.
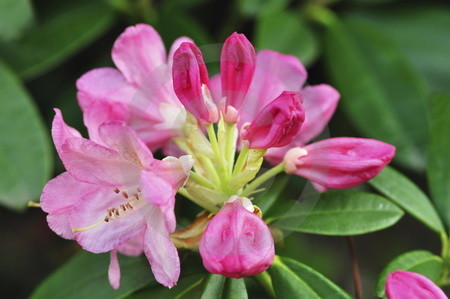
[0,1,115,79]
[369,166,444,233]
[0,60,52,210]
[238,0,290,18]
[31,252,154,299]
[375,250,443,297]
[428,93,450,226]
[345,5,450,92]
[271,190,404,235]
[255,10,319,66]
[268,256,351,298]
[324,18,429,170]
[0,0,34,40]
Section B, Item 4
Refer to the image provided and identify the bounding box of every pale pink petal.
[144,210,180,287]
[199,199,274,278]
[98,121,154,169]
[40,172,99,239]
[221,33,256,112]
[168,36,194,68]
[108,250,121,290]
[118,232,145,256]
[312,182,328,193]
[240,50,307,124]
[52,109,81,154]
[290,138,395,189]
[59,137,141,186]
[386,270,447,299]
[70,188,148,253]
[162,140,186,158]
[209,74,222,104]
[112,24,166,85]
[297,84,340,146]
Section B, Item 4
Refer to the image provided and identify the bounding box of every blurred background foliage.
[0,0,449,297]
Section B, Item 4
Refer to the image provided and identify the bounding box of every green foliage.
[369,166,444,233]
[324,17,429,171]
[31,252,154,299]
[270,190,404,235]
[428,93,450,227]
[0,1,115,80]
[375,250,443,297]
[0,0,34,40]
[268,256,351,298]
[238,0,290,18]
[255,10,319,66]
[0,60,52,210]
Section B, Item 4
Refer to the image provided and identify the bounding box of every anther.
[126,203,133,210]
[122,191,129,198]
[121,204,126,211]
[114,188,120,194]
[115,209,120,216]
[104,217,110,222]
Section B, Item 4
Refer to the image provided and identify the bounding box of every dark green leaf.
[0,0,34,40]
[268,256,351,298]
[31,252,154,299]
[0,60,52,210]
[345,5,450,92]
[255,10,319,66]
[253,175,290,214]
[238,0,290,18]
[0,1,115,79]
[324,18,429,170]
[428,93,450,226]
[271,190,404,235]
[369,166,444,233]
[375,250,443,297]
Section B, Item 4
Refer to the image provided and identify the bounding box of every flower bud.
[221,32,256,118]
[385,270,447,299]
[173,42,218,125]
[241,91,305,149]
[199,196,274,278]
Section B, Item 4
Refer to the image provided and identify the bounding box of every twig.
[346,236,362,299]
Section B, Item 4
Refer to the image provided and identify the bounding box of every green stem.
[441,232,449,259]
[241,163,285,197]
[189,171,215,189]
[206,124,221,160]
[177,187,219,212]
[225,123,237,176]
[254,271,275,298]
[232,146,249,176]
[199,154,221,188]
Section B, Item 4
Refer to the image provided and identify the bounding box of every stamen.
[122,191,129,199]
[28,201,41,208]
[113,188,120,194]
[72,219,105,232]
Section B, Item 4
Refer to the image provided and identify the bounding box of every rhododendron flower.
[40,109,193,288]
[240,91,305,149]
[199,196,274,278]
[385,270,447,299]
[76,24,191,153]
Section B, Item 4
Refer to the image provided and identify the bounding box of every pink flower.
[385,270,447,299]
[283,138,395,189]
[76,24,191,152]
[40,109,193,288]
[240,91,305,149]
[172,42,218,125]
[199,196,274,278]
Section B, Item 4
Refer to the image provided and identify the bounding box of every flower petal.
[70,187,148,253]
[112,24,166,85]
[118,232,145,256]
[108,250,121,290]
[291,138,395,189]
[40,172,99,239]
[168,36,194,68]
[52,109,81,154]
[386,270,447,299]
[144,210,180,287]
[240,50,306,124]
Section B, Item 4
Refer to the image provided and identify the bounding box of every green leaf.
[369,166,444,233]
[428,93,450,226]
[268,256,351,298]
[253,175,290,214]
[31,252,154,299]
[323,17,429,170]
[345,5,450,92]
[0,60,52,210]
[375,250,443,297]
[0,0,34,40]
[271,190,404,235]
[238,0,290,18]
[255,10,319,66]
[0,1,115,79]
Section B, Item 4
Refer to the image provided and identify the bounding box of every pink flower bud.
[241,91,305,149]
[199,196,274,278]
[221,32,256,117]
[173,42,218,125]
[283,137,395,189]
[386,270,447,299]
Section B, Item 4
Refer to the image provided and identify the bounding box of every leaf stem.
[346,236,363,299]
[232,146,249,176]
[241,163,285,197]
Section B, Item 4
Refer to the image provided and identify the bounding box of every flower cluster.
[41,24,395,288]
